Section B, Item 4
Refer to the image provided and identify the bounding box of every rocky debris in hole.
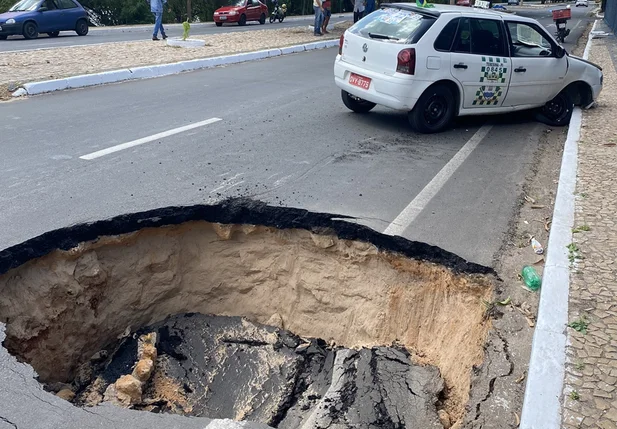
[73,313,445,428]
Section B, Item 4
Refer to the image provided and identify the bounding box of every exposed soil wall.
[0,200,494,425]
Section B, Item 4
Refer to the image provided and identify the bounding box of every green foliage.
[0,0,15,13]
[182,19,190,39]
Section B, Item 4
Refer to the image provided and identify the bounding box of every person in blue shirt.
[365,0,375,15]
[151,0,168,41]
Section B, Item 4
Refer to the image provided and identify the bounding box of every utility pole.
[187,0,191,21]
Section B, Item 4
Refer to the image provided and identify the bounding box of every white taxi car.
[334,3,603,133]
[575,0,588,7]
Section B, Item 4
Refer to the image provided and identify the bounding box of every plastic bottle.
[531,237,544,255]
[521,266,542,291]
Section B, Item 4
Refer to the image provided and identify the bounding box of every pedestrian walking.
[151,0,167,41]
[313,0,324,36]
[321,0,331,34]
[352,0,365,23]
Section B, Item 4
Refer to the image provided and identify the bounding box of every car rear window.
[347,7,436,43]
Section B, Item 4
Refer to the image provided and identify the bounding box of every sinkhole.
[0,199,495,429]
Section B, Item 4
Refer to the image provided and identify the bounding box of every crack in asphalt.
[0,415,18,429]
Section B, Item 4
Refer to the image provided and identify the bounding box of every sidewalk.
[561,20,617,429]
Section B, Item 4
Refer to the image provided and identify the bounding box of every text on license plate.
[349,73,371,90]
[220,16,227,20]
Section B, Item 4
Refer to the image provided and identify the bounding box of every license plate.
[220,16,227,20]
[349,73,371,90]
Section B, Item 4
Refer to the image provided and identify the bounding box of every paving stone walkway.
[562,21,617,429]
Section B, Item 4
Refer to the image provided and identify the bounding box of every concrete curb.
[519,19,597,429]
[14,39,339,97]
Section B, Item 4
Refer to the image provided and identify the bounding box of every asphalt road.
[0,14,343,52]
[0,7,593,268]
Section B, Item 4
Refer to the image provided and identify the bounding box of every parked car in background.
[334,3,603,133]
[213,0,268,26]
[0,0,88,39]
[456,0,471,6]
[575,0,588,7]
[507,0,519,5]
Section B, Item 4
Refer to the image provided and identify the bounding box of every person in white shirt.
[352,0,365,23]
[313,0,324,36]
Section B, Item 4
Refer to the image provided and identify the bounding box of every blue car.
[0,0,89,40]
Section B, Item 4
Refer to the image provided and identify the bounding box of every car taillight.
[396,48,416,75]
[339,34,344,55]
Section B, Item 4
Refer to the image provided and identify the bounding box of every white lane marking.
[80,118,222,160]
[383,125,493,236]
[210,180,245,194]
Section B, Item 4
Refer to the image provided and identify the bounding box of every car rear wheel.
[215,21,223,26]
[341,90,376,113]
[535,90,574,127]
[47,31,60,37]
[259,13,266,24]
[238,14,247,25]
[408,84,455,133]
[23,21,39,39]
[75,19,88,36]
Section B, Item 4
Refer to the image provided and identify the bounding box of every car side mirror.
[555,45,566,58]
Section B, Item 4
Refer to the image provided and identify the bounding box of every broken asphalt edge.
[0,198,495,277]
[519,19,598,429]
[10,40,340,98]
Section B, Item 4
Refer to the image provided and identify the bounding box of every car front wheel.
[75,19,88,36]
[259,13,266,24]
[408,84,455,133]
[215,21,223,26]
[341,90,376,113]
[535,90,574,127]
[23,21,39,39]
[238,14,247,25]
[0,35,7,40]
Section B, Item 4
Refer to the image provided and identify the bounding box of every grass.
[568,315,590,334]
[570,390,580,401]
[572,225,591,233]
[574,361,585,371]
[567,242,583,264]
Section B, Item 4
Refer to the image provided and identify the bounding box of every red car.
[213,0,268,26]
[456,0,471,5]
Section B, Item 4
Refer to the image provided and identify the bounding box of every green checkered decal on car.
[473,86,503,106]
[480,57,508,83]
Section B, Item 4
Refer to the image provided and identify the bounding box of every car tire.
[47,31,60,37]
[0,35,7,40]
[259,13,266,24]
[341,90,376,113]
[535,90,574,127]
[22,21,39,39]
[215,21,223,26]
[238,14,247,25]
[75,19,88,36]
[408,84,456,134]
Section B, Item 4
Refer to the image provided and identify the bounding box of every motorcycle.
[552,6,571,43]
[270,3,287,23]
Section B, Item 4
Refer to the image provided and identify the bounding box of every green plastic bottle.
[521,266,541,291]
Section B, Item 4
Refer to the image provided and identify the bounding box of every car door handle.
[453,63,468,69]
[515,67,527,72]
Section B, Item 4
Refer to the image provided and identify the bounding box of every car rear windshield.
[347,7,436,43]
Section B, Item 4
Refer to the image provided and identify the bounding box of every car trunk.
[341,32,408,77]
